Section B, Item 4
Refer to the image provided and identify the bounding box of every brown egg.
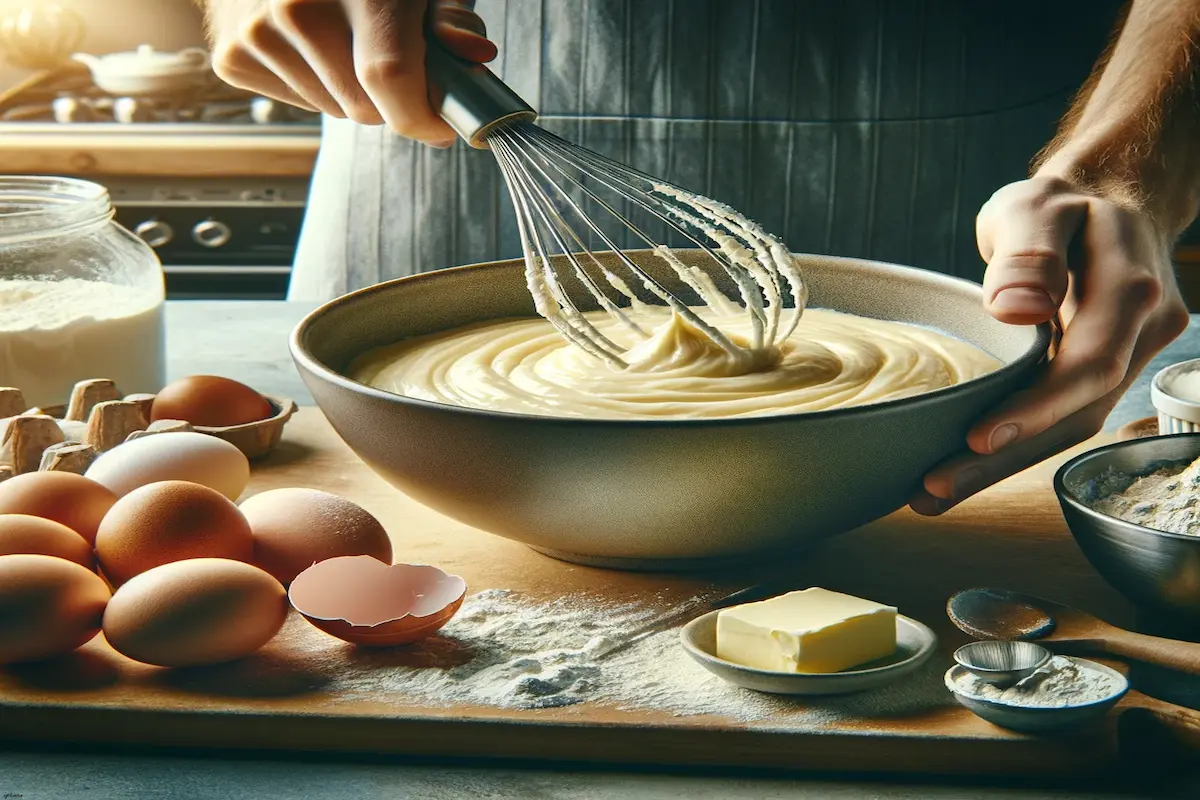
[0,471,118,544]
[0,514,94,570]
[103,558,287,667]
[289,556,467,646]
[239,488,393,585]
[95,480,253,585]
[0,554,111,664]
[150,375,274,428]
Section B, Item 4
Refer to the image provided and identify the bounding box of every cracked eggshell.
[288,556,467,646]
[85,430,250,500]
[102,558,287,667]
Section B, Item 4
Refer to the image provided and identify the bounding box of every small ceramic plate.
[679,610,938,696]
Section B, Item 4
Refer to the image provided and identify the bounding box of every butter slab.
[715,587,897,673]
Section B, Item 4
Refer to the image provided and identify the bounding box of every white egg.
[85,431,250,500]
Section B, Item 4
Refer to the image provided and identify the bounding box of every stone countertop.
[4,300,1199,800]
[165,300,1198,430]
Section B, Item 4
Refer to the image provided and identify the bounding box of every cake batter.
[351,306,1001,420]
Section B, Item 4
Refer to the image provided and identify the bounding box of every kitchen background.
[0,0,1197,304]
[0,0,318,300]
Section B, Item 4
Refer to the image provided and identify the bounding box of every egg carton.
[0,378,296,483]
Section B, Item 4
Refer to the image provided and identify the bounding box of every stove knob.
[133,219,174,248]
[192,219,232,248]
[113,97,152,124]
[52,97,92,124]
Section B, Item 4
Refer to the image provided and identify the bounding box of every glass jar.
[0,176,166,408]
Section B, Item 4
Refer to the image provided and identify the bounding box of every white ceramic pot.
[72,43,211,96]
[1151,358,1200,434]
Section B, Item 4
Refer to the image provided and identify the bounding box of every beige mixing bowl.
[290,250,1051,570]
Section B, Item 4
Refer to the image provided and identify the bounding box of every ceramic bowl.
[678,609,938,696]
[944,658,1128,733]
[1151,357,1200,434]
[290,250,1051,570]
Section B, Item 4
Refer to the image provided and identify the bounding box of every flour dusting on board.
[233,589,951,726]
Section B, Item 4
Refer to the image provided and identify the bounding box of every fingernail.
[912,495,956,517]
[952,467,983,501]
[934,497,958,515]
[991,287,1056,316]
[989,423,1019,452]
[429,139,457,149]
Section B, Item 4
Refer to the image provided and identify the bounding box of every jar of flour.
[0,176,165,407]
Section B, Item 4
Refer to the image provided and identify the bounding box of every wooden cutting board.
[0,409,1154,776]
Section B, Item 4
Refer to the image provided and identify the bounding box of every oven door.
[113,196,304,300]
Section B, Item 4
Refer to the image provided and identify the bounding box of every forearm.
[1036,0,1200,238]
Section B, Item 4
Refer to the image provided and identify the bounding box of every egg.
[0,514,94,569]
[0,471,117,544]
[103,558,287,667]
[85,430,250,500]
[95,480,254,585]
[0,554,111,664]
[150,375,274,428]
[239,488,393,585]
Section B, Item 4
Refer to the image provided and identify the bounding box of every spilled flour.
[182,589,952,726]
[1088,454,1200,536]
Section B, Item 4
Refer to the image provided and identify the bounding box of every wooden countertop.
[0,128,319,178]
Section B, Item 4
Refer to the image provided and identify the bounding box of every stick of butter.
[715,587,898,673]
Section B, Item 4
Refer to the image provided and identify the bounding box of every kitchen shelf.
[0,128,318,178]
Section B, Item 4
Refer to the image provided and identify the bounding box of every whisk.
[427,45,807,368]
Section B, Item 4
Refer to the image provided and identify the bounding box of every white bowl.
[1151,358,1200,434]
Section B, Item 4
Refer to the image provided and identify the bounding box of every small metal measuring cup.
[953,640,1051,689]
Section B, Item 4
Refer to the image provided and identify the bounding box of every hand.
[204,0,497,144]
[911,174,1190,515]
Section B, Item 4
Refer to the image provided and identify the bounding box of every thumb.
[977,189,1085,326]
[430,0,498,63]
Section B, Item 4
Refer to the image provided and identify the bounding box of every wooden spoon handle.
[1119,694,1200,760]
[1102,630,1200,676]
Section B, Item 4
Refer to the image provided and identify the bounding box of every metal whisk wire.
[427,46,806,368]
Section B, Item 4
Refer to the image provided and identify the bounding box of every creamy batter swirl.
[351,307,1001,420]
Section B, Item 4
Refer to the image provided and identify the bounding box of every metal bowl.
[1055,434,1200,620]
[290,250,1050,570]
[953,640,1052,688]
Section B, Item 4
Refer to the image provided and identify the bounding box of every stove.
[0,66,321,300]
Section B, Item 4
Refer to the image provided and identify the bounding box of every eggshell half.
[289,555,466,646]
[0,514,94,569]
[95,480,254,585]
[85,431,250,500]
[0,554,111,664]
[103,558,287,667]
[239,488,393,585]
[0,471,117,544]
